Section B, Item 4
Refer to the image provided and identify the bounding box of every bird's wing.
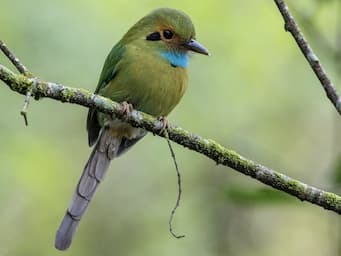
[87,44,125,146]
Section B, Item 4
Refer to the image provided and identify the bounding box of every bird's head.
[122,8,209,68]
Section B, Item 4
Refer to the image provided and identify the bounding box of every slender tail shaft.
[55,128,119,250]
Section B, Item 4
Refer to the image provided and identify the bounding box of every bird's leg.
[157,116,169,135]
[119,101,134,120]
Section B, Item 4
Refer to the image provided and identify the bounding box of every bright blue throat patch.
[160,51,189,68]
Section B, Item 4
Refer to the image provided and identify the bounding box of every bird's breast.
[104,45,189,117]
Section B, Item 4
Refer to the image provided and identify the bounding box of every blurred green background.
[0,0,340,255]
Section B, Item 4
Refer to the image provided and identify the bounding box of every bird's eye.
[163,30,173,40]
[146,32,161,41]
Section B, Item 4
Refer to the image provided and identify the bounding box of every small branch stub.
[20,90,31,126]
[0,40,36,125]
[20,78,38,126]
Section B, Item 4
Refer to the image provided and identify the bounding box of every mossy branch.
[1,63,341,215]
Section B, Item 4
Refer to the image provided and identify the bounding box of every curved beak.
[184,39,210,56]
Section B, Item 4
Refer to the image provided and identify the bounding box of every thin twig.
[274,0,341,115]
[164,129,185,239]
[0,40,29,75]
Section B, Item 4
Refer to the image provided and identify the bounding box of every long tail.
[55,127,120,250]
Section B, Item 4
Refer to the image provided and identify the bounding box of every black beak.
[184,39,210,56]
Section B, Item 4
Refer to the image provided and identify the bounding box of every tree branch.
[1,64,341,214]
[274,0,341,115]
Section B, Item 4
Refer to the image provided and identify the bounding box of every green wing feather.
[95,44,125,93]
[87,43,125,146]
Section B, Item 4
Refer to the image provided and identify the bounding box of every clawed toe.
[158,116,169,135]
[119,101,134,120]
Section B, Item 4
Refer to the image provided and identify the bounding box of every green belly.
[99,48,188,117]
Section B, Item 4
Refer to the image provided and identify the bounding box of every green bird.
[55,7,209,250]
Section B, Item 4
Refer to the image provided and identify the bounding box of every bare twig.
[0,40,29,75]
[164,130,185,239]
[274,0,341,115]
[1,64,341,215]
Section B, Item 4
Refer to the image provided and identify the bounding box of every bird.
[55,7,209,250]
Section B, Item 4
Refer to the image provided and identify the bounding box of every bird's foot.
[157,116,169,135]
[119,101,133,120]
